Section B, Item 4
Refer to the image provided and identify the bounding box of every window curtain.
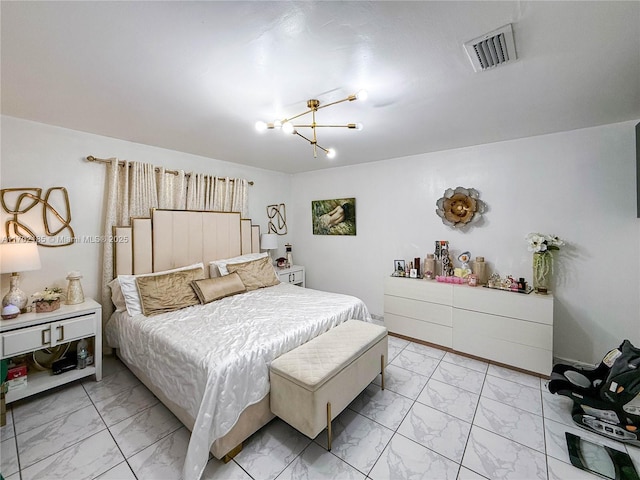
[157,166,187,209]
[186,174,248,218]
[101,160,163,324]
[101,159,248,326]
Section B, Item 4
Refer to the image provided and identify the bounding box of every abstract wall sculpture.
[435,187,486,229]
[267,203,288,235]
[1,187,75,247]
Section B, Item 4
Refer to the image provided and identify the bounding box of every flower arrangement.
[526,233,565,253]
[32,287,64,313]
[32,287,64,303]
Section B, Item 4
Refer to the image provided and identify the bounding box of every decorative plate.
[436,187,486,229]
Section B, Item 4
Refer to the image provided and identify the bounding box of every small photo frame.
[394,260,405,274]
[410,269,418,278]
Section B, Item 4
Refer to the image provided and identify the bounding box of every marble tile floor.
[2,336,639,480]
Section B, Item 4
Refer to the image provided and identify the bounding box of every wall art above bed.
[312,198,356,236]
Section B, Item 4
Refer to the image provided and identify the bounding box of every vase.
[35,299,60,313]
[533,251,552,294]
[65,273,85,305]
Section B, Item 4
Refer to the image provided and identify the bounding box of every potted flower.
[526,233,565,294]
[32,287,64,313]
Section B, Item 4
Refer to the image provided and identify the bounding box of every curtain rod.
[85,155,254,185]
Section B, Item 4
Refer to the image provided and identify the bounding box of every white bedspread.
[105,282,370,480]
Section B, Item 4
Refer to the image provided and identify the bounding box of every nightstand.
[277,265,305,287]
[0,299,102,403]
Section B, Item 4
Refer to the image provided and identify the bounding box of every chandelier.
[255,90,367,159]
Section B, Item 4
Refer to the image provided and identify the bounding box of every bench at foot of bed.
[269,320,388,449]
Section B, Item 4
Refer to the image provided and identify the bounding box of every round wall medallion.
[435,187,486,229]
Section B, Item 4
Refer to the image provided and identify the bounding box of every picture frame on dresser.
[394,260,405,274]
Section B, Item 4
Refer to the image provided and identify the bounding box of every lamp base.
[2,273,28,313]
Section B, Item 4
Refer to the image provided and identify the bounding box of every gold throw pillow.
[136,267,205,316]
[191,273,247,304]
[227,256,280,291]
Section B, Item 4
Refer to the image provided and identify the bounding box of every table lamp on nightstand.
[1,241,42,313]
[260,233,278,265]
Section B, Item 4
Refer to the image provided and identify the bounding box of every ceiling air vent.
[464,24,517,72]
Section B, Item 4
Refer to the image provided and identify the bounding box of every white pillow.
[107,278,127,312]
[115,262,204,316]
[209,252,268,277]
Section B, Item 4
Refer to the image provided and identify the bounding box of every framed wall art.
[312,198,356,236]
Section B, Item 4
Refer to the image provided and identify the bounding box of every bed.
[103,209,371,480]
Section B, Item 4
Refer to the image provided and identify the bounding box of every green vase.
[533,251,552,293]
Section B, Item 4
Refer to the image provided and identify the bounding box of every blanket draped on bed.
[105,283,371,480]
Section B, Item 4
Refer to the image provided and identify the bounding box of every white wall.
[291,120,640,364]
[3,115,638,366]
[0,115,292,306]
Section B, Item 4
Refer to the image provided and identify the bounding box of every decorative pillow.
[115,262,204,316]
[191,272,246,304]
[209,252,268,277]
[226,256,280,291]
[135,268,205,316]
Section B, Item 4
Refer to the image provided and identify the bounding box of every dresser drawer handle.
[57,325,64,342]
[41,329,50,346]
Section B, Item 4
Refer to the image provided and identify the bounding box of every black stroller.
[548,339,640,446]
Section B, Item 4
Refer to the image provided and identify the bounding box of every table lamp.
[1,242,42,313]
[260,233,278,265]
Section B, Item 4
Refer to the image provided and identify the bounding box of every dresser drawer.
[384,295,452,327]
[452,309,552,374]
[453,308,552,350]
[384,312,453,348]
[384,277,452,305]
[453,286,553,324]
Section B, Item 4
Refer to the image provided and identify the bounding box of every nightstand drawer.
[276,265,305,287]
[56,313,97,343]
[2,323,50,357]
[1,313,96,358]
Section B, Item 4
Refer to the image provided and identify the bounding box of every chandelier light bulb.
[326,148,336,159]
[282,122,295,134]
[355,90,368,101]
[255,121,268,132]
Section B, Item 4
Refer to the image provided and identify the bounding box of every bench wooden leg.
[381,354,385,390]
[327,402,332,451]
[222,443,243,463]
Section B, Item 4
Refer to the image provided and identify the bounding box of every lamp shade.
[0,242,42,274]
[260,233,278,251]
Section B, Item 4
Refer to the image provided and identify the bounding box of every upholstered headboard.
[113,209,260,277]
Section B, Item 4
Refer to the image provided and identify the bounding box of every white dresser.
[383,276,553,375]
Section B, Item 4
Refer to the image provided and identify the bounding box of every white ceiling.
[2,1,639,174]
